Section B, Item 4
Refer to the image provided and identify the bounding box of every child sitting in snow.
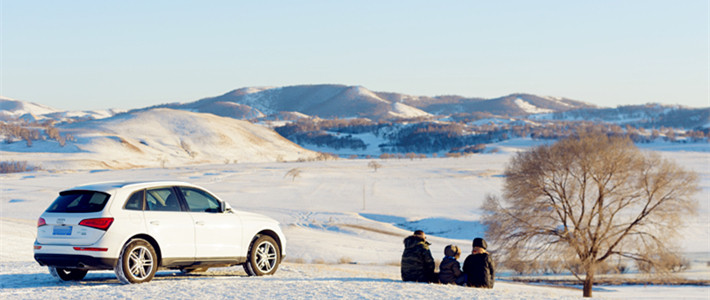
[438,244,466,285]
[463,237,495,288]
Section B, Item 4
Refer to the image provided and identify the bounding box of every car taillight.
[73,247,108,252]
[37,218,47,227]
[78,218,114,230]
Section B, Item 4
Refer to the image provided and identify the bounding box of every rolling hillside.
[0,108,317,170]
[163,85,431,120]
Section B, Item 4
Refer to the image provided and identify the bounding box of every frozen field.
[1,150,709,299]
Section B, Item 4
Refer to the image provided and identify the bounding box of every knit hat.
[444,244,460,257]
[472,237,487,249]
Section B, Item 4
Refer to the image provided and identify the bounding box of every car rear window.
[45,190,111,213]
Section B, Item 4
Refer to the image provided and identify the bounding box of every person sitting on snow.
[438,244,466,285]
[401,230,436,283]
[463,237,495,288]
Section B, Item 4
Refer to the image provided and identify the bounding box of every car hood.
[234,210,279,224]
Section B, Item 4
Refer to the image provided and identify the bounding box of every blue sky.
[1,0,708,110]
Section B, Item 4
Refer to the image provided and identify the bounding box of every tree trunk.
[583,269,594,297]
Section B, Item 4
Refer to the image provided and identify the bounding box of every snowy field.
[1,148,709,299]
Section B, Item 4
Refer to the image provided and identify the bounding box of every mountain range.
[4,84,706,127]
[154,84,595,121]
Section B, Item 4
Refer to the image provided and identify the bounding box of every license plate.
[53,226,72,236]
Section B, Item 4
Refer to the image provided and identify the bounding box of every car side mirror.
[220,201,234,213]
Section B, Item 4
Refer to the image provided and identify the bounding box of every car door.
[143,187,195,263]
[178,186,242,260]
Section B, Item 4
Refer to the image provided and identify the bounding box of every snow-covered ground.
[1,148,709,298]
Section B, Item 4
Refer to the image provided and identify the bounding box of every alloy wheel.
[128,245,154,280]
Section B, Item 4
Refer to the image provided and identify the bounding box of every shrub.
[0,161,37,173]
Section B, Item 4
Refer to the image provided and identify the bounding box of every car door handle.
[150,220,160,226]
[195,221,205,226]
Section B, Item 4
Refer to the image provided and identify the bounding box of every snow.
[514,98,554,114]
[1,147,709,298]
[389,102,431,119]
[541,95,576,108]
[353,86,389,104]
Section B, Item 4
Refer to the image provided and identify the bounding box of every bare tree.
[483,133,698,297]
[284,168,302,182]
[367,160,382,172]
[405,152,417,160]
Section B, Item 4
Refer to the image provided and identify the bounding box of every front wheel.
[243,235,280,276]
[48,267,88,281]
[114,238,158,284]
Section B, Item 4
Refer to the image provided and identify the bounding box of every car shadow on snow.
[0,270,250,289]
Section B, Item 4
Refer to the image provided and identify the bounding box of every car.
[33,181,286,284]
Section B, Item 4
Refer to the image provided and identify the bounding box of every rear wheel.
[114,238,158,284]
[48,267,88,281]
[243,235,280,276]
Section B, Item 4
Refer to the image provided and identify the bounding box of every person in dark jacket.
[401,230,435,283]
[438,244,466,285]
[462,237,495,288]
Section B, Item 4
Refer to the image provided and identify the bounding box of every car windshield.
[46,190,111,213]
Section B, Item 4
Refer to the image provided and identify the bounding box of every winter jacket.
[462,252,495,288]
[438,256,464,285]
[400,235,435,282]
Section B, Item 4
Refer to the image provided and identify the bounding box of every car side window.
[145,188,182,212]
[124,190,145,210]
[180,187,221,213]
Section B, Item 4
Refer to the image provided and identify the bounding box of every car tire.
[243,235,280,276]
[114,238,158,284]
[48,267,88,281]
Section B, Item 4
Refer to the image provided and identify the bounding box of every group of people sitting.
[401,230,494,288]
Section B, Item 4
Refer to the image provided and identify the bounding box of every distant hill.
[158,85,592,121]
[537,104,710,129]
[159,85,431,120]
[376,92,594,116]
[0,96,124,123]
[0,108,318,170]
[0,96,60,122]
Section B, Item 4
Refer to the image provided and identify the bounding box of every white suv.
[33,181,286,284]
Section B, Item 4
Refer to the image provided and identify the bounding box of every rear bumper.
[34,254,117,270]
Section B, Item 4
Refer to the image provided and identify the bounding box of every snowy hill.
[159,85,432,120]
[375,92,593,116]
[0,108,317,170]
[0,96,60,121]
[166,86,589,121]
[0,96,124,123]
